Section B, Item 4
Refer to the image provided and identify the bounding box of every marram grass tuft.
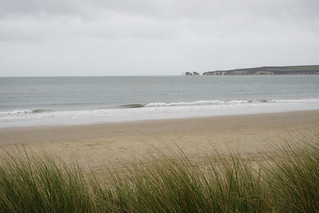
[0,135,318,213]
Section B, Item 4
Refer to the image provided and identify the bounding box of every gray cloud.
[0,0,318,76]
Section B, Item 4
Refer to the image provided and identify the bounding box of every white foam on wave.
[144,99,271,107]
[1,99,319,127]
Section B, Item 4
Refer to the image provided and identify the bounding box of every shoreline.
[1,109,319,132]
[2,99,319,128]
[1,110,318,170]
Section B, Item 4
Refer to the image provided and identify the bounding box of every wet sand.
[1,110,318,171]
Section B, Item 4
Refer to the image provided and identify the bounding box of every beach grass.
[0,135,318,213]
[266,140,319,212]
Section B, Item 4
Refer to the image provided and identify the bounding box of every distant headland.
[184,65,319,76]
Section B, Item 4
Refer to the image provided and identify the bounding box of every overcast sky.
[0,0,318,76]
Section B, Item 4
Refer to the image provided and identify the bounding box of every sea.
[1,75,319,127]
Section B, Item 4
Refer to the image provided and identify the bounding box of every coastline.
[1,110,318,170]
[2,98,319,128]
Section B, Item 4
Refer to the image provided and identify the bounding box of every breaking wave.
[1,99,319,126]
[144,100,271,107]
[117,104,145,108]
[0,109,53,115]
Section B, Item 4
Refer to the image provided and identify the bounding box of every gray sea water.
[1,75,319,127]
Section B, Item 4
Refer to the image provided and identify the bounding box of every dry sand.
[1,110,318,171]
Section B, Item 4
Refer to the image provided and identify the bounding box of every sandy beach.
[1,110,318,171]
